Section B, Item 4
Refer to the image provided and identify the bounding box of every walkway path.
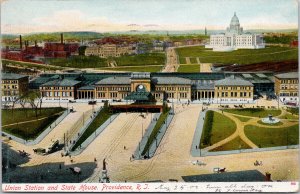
[162,47,179,72]
[185,57,191,64]
[203,109,299,152]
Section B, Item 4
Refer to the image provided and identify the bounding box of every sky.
[1,0,298,34]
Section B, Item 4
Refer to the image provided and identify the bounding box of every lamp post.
[287,129,289,149]
[142,123,144,138]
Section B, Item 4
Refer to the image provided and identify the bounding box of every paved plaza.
[2,100,299,183]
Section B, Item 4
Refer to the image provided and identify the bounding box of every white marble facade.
[205,13,265,51]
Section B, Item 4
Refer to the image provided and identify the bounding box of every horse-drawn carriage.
[213,167,226,173]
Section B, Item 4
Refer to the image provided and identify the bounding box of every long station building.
[25,71,283,104]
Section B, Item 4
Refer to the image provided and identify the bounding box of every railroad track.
[124,114,177,181]
[84,113,139,182]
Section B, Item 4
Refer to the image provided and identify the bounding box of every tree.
[27,90,43,118]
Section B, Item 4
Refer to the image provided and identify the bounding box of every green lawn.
[99,65,163,72]
[176,46,298,65]
[2,107,65,140]
[2,107,65,125]
[47,53,165,69]
[179,57,187,64]
[2,59,62,71]
[286,107,299,115]
[189,57,197,64]
[279,113,299,120]
[141,109,170,156]
[211,136,251,152]
[115,53,165,66]
[257,120,283,126]
[233,115,251,122]
[178,64,200,72]
[244,124,299,148]
[223,108,281,118]
[200,111,236,148]
[47,56,108,68]
[72,107,113,151]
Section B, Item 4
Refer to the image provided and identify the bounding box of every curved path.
[204,109,299,151]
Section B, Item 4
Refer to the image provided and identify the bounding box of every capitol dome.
[230,12,240,26]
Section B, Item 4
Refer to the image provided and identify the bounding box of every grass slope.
[201,111,236,148]
[211,136,251,152]
[72,108,113,151]
[176,46,298,65]
[244,124,299,147]
[178,64,200,72]
[141,109,170,156]
[2,107,65,140]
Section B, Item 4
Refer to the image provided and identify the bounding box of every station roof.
[193,80,215,90]
[41,79,81,87]
[215,76,253,86]
[274,72,299,79]
[153,72,225,80]
[2,73,28,80]
[95,76,131,85]
[152,77,191,85]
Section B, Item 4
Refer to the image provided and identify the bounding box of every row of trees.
[6,90,43,118]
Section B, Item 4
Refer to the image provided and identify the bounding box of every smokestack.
[19,35,22,50]
[25,40,28,49]
[35,40,37,47]
[61,33,63,44]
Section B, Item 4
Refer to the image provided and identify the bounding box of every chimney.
[61,33,63,44]
[19,35,22,50]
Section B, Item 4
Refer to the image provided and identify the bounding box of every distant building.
[290,40,298,48]
[274,72,299,105]
[205,13,265,51]
[85,44,135,58]
[152,40,165,52]
[2,73,29,102]
[85,37,135,58]
[44,33,79,58]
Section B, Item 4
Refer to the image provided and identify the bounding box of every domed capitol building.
[205,12,265,51]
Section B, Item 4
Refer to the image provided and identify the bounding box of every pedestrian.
[94,157,97,162]
[124,146,126,150]
[130,157,131,162]
[59,164,62,169]
[61,153,64,157]
[196,145,197,149]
